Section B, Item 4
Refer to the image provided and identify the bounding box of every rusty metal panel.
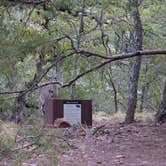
[81,100,92,126]
[53,99,63,119]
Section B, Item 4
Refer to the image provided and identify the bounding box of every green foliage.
[0,0,165,121]
[55,0,78,12]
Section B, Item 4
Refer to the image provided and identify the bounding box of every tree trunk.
[125,0,143,124]
[155,81,166,124]
[139,61,149,112]
[14,53,46,123]
[105,70,118,113]
[15,92,26,123]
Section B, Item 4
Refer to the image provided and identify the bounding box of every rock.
[54,118,71,128]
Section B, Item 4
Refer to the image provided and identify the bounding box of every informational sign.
[63,102,81,125]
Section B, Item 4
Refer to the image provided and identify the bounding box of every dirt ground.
[1,119,166,166]
[59,120,166,166]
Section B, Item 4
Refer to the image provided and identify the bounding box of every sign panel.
[63,102,81,125]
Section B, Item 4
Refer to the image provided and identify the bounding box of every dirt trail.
[59,121,166,166]
[1,120,166,166]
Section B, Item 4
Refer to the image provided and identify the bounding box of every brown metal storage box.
[44,99,92,126]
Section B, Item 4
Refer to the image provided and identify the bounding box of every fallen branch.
[92,124,106,136]
[79,124,106,137]
[12,141,40,152]
[16,134,41,143]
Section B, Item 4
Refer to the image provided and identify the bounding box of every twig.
[12,142,39,152]
[25,6,35,25]
[16,134,41,143]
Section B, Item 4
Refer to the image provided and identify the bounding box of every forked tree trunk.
[155,81,166,124]
[125,0,143,124]
[14,54,46,123]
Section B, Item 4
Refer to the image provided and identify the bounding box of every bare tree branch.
[0,49,166,94]
[78,49,166,60]
[0,90,24,95]
[8,0,48,4]
[25,6,35,25]
[62,49,166,87]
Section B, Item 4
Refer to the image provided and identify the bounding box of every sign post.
[44,99,92,126]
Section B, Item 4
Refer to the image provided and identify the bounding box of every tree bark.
[15,92,26,123]
[155,81,166,124]
[139,62,149,112]
[125,0,143,124]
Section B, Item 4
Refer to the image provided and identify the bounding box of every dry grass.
[0,120,19,137]
[135,112,155,123]
[0,121,66,165]
[94,111,112,120]
[0,121,19,153]
[94,111,155,124]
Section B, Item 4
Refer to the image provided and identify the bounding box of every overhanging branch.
[7,0,48,4]
[78,49,166,60]
[62,49,166,87]
[0,49,166,94]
